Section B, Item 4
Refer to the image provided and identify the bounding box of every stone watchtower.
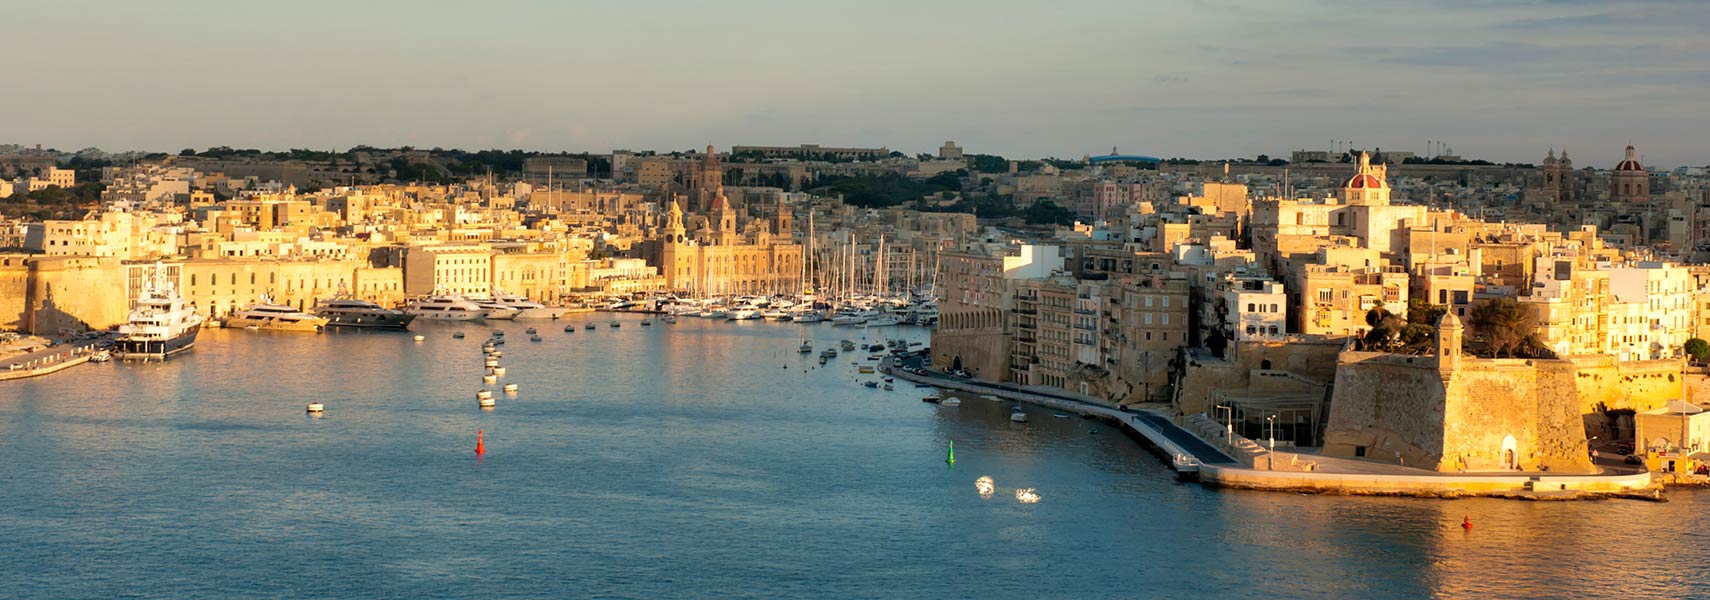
[1435,311,1462,370]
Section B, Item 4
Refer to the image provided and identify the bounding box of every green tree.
[1686,338,1710,362]
[1468,297,1539,358]
[1406,298,1447,326]
[1205,328,1227,359]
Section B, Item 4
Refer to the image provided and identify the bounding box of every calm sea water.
[3,316,1707,599]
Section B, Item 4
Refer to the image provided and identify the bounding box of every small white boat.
[799,341,813,353]
[525,327,537,335]
[491,351,502,358]
[306,402,324,413]
[564,325,576,332]
[530,335,542,342]
[1010,406,1029,423]
[482,374,497,384]
[491,366,507,376]
[476,390,494,401]
[485,357,499,368]
[585,323,597,330]
[478,395,496,408]
[502,383,519,393]
[941,397,962,407]
[413,335,425,342]
[981,395,1001,402]
[609,321,620,328]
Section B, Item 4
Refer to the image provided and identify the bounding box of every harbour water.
[4,315,1708,599]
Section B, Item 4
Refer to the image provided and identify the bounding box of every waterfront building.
[931,244,1061,378]
[639,194,802,297]
[403,244,493,298]
[1103,274,1191,402]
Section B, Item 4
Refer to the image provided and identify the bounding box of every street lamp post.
[1214,404,1234,449]
[1266,414,1277,470]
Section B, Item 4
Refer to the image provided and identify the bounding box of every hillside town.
[6,140,1710,486]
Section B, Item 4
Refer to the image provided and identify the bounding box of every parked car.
[1625,454,1644,465]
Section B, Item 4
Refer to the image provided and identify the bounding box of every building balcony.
[1013,308,1037,315]
[1018,335,1037,343]
[1073,322,1096,331]
[1074,309,1097,316]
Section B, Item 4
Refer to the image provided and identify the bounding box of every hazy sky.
[4,0,1707,166]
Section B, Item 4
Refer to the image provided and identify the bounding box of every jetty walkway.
[881,355,1235,472]
[1,338,106,382]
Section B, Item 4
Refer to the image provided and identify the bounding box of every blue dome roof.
[1089,154,1161,164]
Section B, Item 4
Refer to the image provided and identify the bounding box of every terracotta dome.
[1614,145,1644,172]
[1344,173,1385,189]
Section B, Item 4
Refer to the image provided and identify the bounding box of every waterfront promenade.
[0,338,105,382]
[884,355,1662,500]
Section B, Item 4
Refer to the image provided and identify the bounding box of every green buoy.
[946,440,955,465]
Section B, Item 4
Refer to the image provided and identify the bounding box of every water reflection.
[2,320,1708,598]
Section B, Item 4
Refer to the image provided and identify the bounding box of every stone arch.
[1501,434,1518,470]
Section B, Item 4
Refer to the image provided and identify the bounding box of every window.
[1248,303,1256,312]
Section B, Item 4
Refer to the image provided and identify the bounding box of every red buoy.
[1461,516,1472,530]
[475,430,486,455]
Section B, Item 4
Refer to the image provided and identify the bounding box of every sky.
[3,0,1707,167]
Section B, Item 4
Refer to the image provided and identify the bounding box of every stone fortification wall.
[1178,339,1340,415]
[1322,352,1449,468]
[1326,352,1600,473]
[0,255,29,331]
[1441,359,1593,473]
[1561,355,1683,414]
[26,257,129,334]
[930,327,1009,382]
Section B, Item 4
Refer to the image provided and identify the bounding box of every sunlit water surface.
[4,316,1707,599]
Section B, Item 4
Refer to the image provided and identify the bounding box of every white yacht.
[792,309,826,324]
[728,307,763,321]
[830,310,875,326]
[406,295,489,321]
[114,265,204,359]
[472,297,521,320]
[227,298,328,332]
[491,291,571,320]
[864,315,901,327]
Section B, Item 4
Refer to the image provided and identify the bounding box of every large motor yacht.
[406,294,489,321]
[490,291,571,320]
[114,265,204,359]
[314,297,416,329]
[471,298,521,320]
[227,298,329,332]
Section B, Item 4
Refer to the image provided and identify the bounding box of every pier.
[1,339,105,382]
[882,356,1236,474]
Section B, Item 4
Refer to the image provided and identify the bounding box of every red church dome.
[1344,173,1384,189]
[1614,145,1644,172]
